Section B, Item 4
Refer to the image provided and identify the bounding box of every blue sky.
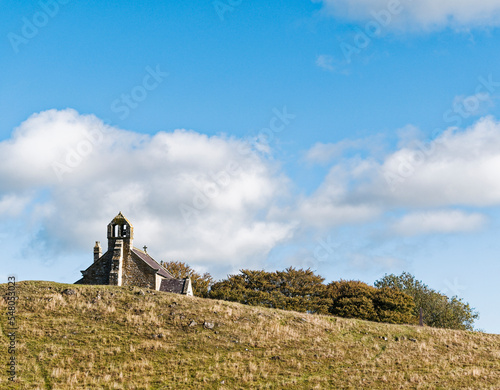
[1,0,500,333]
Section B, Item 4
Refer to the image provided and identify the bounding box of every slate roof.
[159,278,190,294]
[131,248,173,279]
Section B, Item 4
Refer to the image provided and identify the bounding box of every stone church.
[75,212,193,296]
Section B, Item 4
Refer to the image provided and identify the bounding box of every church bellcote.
[107,212,134,250]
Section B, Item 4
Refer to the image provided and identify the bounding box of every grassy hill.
[1,281,499,389]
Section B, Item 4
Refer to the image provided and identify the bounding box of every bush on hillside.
[209,268,330,314]
[326,280,415,324]
[375,272,479,330]
[210,269,415,324]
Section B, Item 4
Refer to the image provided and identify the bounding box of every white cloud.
[298,116,500,230]
[297,199,381,229]
[381,117,500,207]
[316,54,335,71]
[391,210,486,236]
[304,135,386,165]
[305,141,354,164]
[292,163,383,228]
[0,109,296,277]
[317,0,500,31]
[0,194,30,217]
[305,142,347,164]
[5,109,500,280]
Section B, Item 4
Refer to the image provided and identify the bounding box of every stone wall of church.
[75,252,112,285]
[121,253,156,289]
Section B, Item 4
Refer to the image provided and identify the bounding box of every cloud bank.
[297,116,500,232]
[2,109,500,278]
[391,211,486,236]
[317,0,500,31]
[0,109,295,275]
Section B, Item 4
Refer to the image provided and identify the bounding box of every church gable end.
[122,250,158,289]
[75,250,112,285]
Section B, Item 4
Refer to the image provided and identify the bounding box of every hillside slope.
[1,281,499,389]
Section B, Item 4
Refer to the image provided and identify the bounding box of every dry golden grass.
[0,281,499,389]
